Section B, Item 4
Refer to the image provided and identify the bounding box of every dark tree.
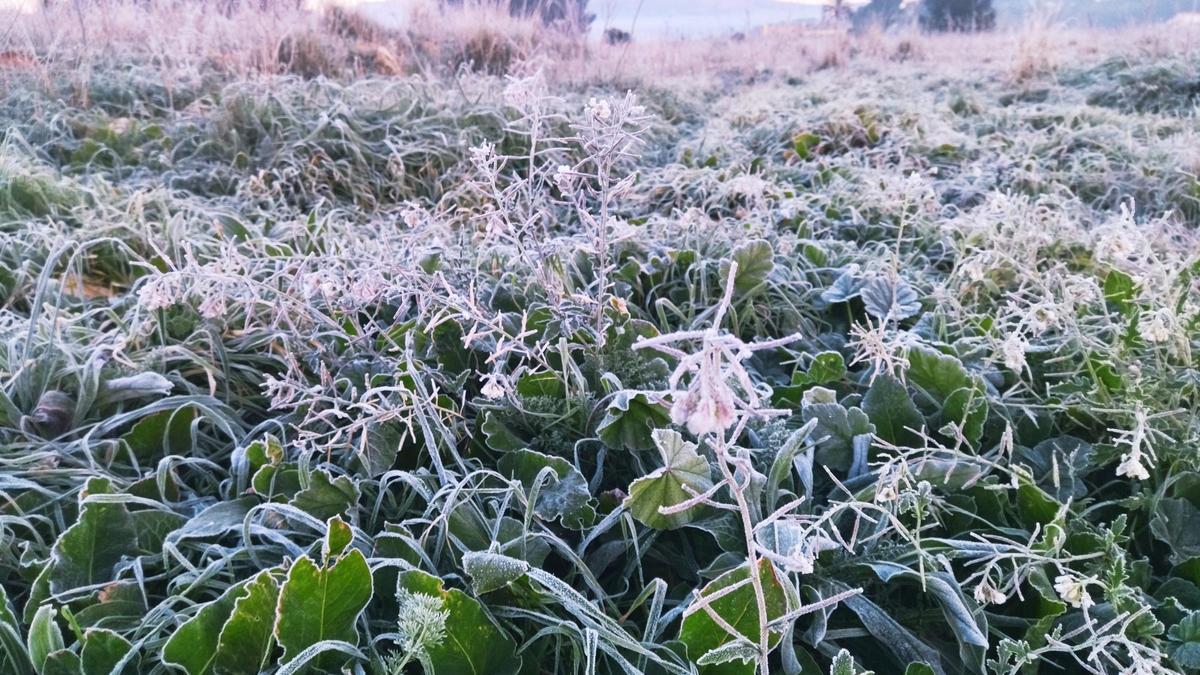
[919,0,995,31]
[446,0,594,32]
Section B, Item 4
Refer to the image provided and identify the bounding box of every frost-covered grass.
[0,15,1199,675]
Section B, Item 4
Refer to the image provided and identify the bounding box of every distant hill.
[994,0,1200,26]
[591,0,821,38]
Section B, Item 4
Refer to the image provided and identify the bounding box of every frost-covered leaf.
[48,478,139,594]
[697,640,759,666]
[214,570,279,675]
[463,551,530,594]
[289,470,359,521]
[720,239,775,294]
[625,429,714,530]
[27,605,64,675]
[821,266,865,304]
[596,391,671,451]
[395,570,520,674]
[80,628,135,675]
[498,448,595,528]
[802,403,874,473]
[861,275,921,321]
[1168,610,1200,669]
[274,548,372,669]
[678,559,794,675]
[862,374,922,445]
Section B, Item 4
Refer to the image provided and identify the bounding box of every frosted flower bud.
[1141,308,1174,344]
[973,579,1007,605]
[1053,574,1094,609]
[586,97,612,122]
[1115,451,1150,481]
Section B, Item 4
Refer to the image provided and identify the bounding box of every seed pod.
[29,390,74,437]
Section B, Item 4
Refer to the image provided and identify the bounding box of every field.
[1,3,1200,674]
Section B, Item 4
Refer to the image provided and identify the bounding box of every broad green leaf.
[480,411,527,452]
[121,406,196,462]
[395,570,520,674]
[905,346,987,443]
[862,375,922,446]
[274,549,372,669]
[162,582,246,675]
[678,559,794,675]
[28,605,63,675]
[497,448,595,528]
[626,429,714,530]
[289,470,359,521]
[41,651,81,675]
[1152,499,1200,564]
[1168,610,1200,669]
[801,403,874,473]
[48,479,139,595]
[793,352,846,388]
[596,391,670,451]
[463,551,531,594]
[720,239,775,294]
[80,629,135,675]
[861,275,921,321]
[214,571,279,675]
[865,562,987,670]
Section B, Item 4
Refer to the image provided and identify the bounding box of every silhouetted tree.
[919,0,995,31]
[446,0,594,33]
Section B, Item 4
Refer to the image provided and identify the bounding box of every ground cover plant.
[1,5,1199,674]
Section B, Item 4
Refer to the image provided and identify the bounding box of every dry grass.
[1,1,1199,89]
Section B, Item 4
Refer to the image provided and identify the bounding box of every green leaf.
[121,406,196,462]
[865,562,987,670]
[324,516,353,561]
[0,583,34,675]
[625,429,714,530]
[48,479,139,595]
[801,403,874,473]
[1168,610,1200,669]
[80,629,135,675]
[862,375,922,446]
[861,275,920,321]
[678,559,794,675]
[596,391,670,451]
[793,352,846,387]
[395,571,520,674]
[274,549,372,670]
[162,582,246,675]
[720,239,775,294]
[905,346,987,443]
[838,588,943,674]
[41,651,81,675]
[697,640,758,666]
[497,449,595,528]
[480,411,527,452]
[462,551,531,594]
[830,649,863,675]
[214,571,279,675]
[1103,269,1137,313]
[1153,499,1200,564]
[28,605,64,675]
[289,470,359,521]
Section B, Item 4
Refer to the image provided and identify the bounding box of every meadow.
[0,3,1199,674]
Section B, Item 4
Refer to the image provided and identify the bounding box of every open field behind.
[0,4,1199,674]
